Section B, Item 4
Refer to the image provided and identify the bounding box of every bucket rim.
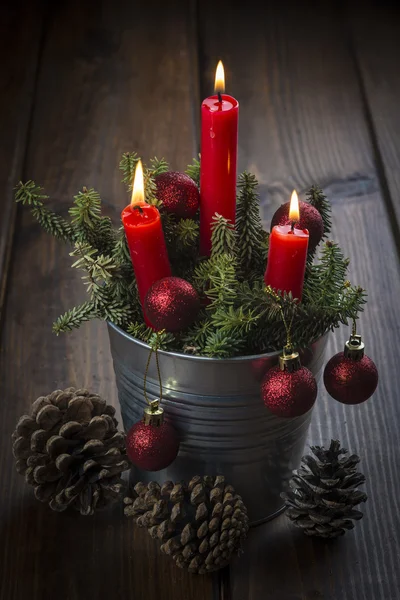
[107,321,327,364]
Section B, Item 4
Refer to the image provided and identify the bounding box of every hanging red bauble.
[145,276,200,332]
[126,401,180,471]
[324,334,378,405]
[271,200,324,253]
[261,348,318,417]
[155,171,200,219]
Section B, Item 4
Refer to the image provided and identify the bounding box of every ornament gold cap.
[279,345,301,372]
[344,334,365,361]
[143,399,164,426]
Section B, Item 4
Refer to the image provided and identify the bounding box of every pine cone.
[12,387,129,515]
[281,439,367,538]
[124,475,249,574]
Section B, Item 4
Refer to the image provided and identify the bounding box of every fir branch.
[99,300,133,326]
[210,214,236,257]
[201,254,238,310]
[176,219,199,248]
[113,227,131,263]
[183,313,213,350]
[236,171,266,277]
[69,187,101,225]
[69,188,115,253]
[15,181,74,242]
[15,180,49,206]
[70,242,118,309]
[127,322,175,350]
[303,241,348,305]
[31,205,74,242]
[306,185,332,238]
[15,159,367,358]
[120,153,162,206]
[211,305,259,335]
[186,155,200,186]
[127,322,153,342]
[203,330,244,358]
[53,301,98,334]
[120,152,139,189]
[149,157,169,177]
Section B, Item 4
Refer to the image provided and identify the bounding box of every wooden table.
[1,1,400,598]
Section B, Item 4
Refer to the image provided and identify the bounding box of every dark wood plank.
[0,0,44,324]
[350,2,400,240]
[0,1,212,599]
[199,2,400,599]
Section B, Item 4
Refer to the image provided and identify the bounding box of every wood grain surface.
[0,1,212,599]
[198,2,400,599]
[1,1,400,599]
[0,0,44,324]
[350,1,400,247]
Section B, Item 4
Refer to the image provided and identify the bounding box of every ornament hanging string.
[143,332,164,406]
[265,286,296,353]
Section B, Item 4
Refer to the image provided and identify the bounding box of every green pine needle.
[53,301,98,334]
[236,171,266,278]
[15,162,367,357]
[186,156,200,186]
[211,214,236,257]
[15,181,74,242]
[306,185,332,238]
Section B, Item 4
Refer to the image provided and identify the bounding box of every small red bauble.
[126,412,180,472]
[271,200,324,253]
[261,363,318,418]
[155,171,200,219]
[145,276,200,332]
[324,352,378,405]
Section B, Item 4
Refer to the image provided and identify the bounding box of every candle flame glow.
[289,190,300,222]
[214,61,225,94]
[131,159,145,206]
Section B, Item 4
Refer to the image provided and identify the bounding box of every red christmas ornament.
[145,276,200,332]
[324,334,378,405]
[261,348,318,417]
[126,401,180,471]
[271,200,324,253]
[155,171,200,219]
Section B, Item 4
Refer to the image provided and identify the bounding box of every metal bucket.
[108,322,328,525]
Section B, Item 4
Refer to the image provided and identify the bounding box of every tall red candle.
[121,160,171,322]
[200,61,239,256]
[264,191,309,301]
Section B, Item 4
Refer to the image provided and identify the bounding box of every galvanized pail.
[108,323,328,525]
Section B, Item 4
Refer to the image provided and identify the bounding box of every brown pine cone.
[281,439,367,538]
[12,387,129,515]
[124,475,249,574]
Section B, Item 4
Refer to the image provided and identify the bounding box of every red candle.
[200,61,239,256]
[264,190,309,301]
[121,160,171,323]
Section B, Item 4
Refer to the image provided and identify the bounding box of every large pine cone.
[124,475,249,574]
[282,439,367,538]
[12,387,129,515]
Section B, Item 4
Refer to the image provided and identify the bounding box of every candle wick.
[132,204,144,214]
[291,221,296,232]
[218,91,222,103]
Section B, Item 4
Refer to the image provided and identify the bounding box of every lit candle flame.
[289,190,300,222]
[131,159,145,206]
[214,60,225,94]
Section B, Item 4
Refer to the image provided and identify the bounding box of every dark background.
[1,1,400,599]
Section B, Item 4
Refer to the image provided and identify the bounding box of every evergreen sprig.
[15,155,367,358]
[15,181,74,242]
[210,214,236,257]
[236,172,266,277]
[306,185,332,238]
[186,155,200,186]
